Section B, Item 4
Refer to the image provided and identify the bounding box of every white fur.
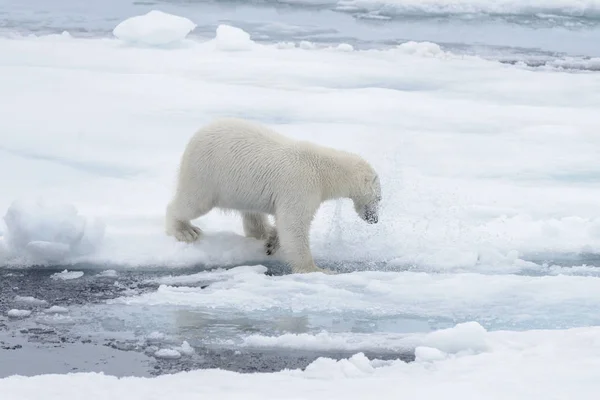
[166,118,382,274]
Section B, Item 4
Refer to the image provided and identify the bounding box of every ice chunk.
[421,322,489,354]
[299,40,316,50]
[7,309,32,318]
[154,348,182,359]
[147,331,166,342]
[50,269,84,281]
[397,41,445,57]
[44,306,69,314]
[14,295,48,306]
[174,341,195,356]
[97,269,118,278]
[335,43,354,52]
[2,199,105,263]
[113,10,196,46]
[215,25,254,51]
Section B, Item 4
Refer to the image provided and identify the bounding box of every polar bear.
[165,118,382,274]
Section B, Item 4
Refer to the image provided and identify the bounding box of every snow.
[0,26,598,271]
[2,326,600,399]
[50,270,84,281]
[112,10,196,46]
[7,309,32,318]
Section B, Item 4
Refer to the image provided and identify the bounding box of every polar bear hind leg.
[241,212,281,256]
[265,229,280,256]
[242,212,272,239]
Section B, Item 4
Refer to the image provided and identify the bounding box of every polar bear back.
[176,118,319,214]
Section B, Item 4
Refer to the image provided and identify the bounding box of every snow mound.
[2,199,105,264]
[113,10,196,46]
[215,25,254,51]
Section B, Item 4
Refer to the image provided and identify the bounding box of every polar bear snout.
[364,205,379,224]
[357,202,379,224]
[365,209,378,224]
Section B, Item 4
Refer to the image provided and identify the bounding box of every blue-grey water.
[1,0,600,66]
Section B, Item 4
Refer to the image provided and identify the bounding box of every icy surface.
[2,326,600,399]
[113,10,196,46]
[109,265,600,331]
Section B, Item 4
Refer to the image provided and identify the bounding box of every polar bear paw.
[169,221,202,243]
[265,230,280,256]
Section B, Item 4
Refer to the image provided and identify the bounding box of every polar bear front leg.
[276,210,329,274]
[165,197,210,243]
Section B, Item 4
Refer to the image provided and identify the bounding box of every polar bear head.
[352,169,381,224]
